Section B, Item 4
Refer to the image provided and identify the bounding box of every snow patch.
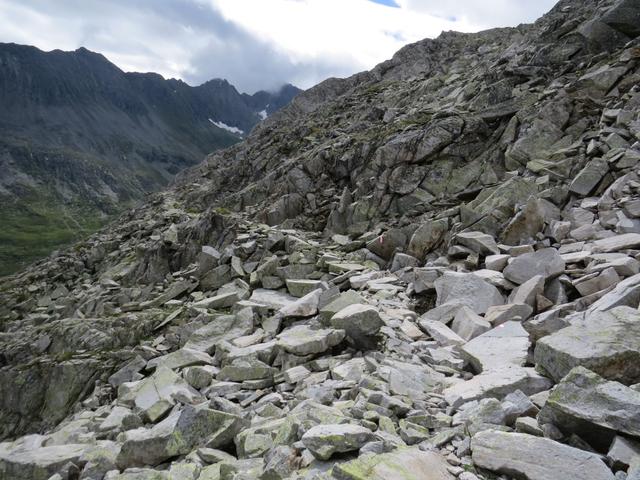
[258,109,268,120]
[208,118,244,136]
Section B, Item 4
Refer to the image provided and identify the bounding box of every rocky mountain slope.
[1,0,640,478]
[0,43,300,276]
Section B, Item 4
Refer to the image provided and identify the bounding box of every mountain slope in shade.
[0,43,301,275]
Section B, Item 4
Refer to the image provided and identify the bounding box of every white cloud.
[0,0,560,93]
[209,0,477,74]
[396,0,559,29]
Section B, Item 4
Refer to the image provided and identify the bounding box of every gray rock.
[330,304,384,346]
[443,366,552,409]
[539,367,640,448]
[117,404,245,468]
[390,252,419,272]
[285,279,323,297]
[484,303,533,326]
[450,306,491,341]
[319,290,366,322]
[0,443,88,480]
[587,273,640,313]
[608,436,640,470]
[485,254,510,271]
[460,321,530,373]
[99,406,142,432]
[503,248,565,285]
[279,288,322,318]
[249,289,298,310]
[455,231,500,256]
[534,306,640,384]
[593,234,640,253]
[434,271,504,314]
[419,318,466,347]
[570,159,609,196]
[601,0,640,38]
[366,229,407,260]
[331,448,456,480]
[277,325,345,355]
[118,366,202,422]
[146,348,214,371]
[108,356,146,388]
[508,275,545,309]
[301,424,374,460]
[407,220,448,260]
[472,430,615,480]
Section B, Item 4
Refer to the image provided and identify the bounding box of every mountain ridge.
[0,42,301,275]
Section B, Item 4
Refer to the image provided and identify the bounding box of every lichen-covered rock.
[539,367,640,448]
[534,306,640,384]
[117,405,245,468]
[301,424,374,460]
[331,448,456,479]
[472,430,615,480]
[276,325,345,355]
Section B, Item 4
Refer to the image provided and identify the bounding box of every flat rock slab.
[117,405,245,468]
[277,325,345,355]
[534,306,640,384]
[279,288,322,318]
[435,271,504,314]
[332,448,456,480]
[503,248,565,285]
[331,303,384,348]
[120,366,202,422]
[302,424,374,460]
[319,290,366,322]
[539,367,640,448]
[146,348,214,371]
[460,321,530,373]
[0,443,88,480]
[249,289,298,310]
[593,233,640,252]
[184,313,253,353]
[586,272,640,313]
[419,318,465,347]
[455,231,500,255]
[286,279,324,297]
[472,430,615,480]
[443,366,552,409]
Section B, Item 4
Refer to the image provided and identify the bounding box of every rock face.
[472,430,615,480]
[3,0,640,479]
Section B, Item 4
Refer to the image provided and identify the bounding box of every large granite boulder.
[0,442,88,480]
[503,248,565,285]
[117,405,245,468]
[301,424,374,460]
[539,367,640,449]
[534,306,640,384]
[332,448,456,480]
[434,272,504,314]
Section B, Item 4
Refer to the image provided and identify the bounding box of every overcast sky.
[0,0,559,93]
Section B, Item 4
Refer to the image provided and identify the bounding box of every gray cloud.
[0,0,560,93]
